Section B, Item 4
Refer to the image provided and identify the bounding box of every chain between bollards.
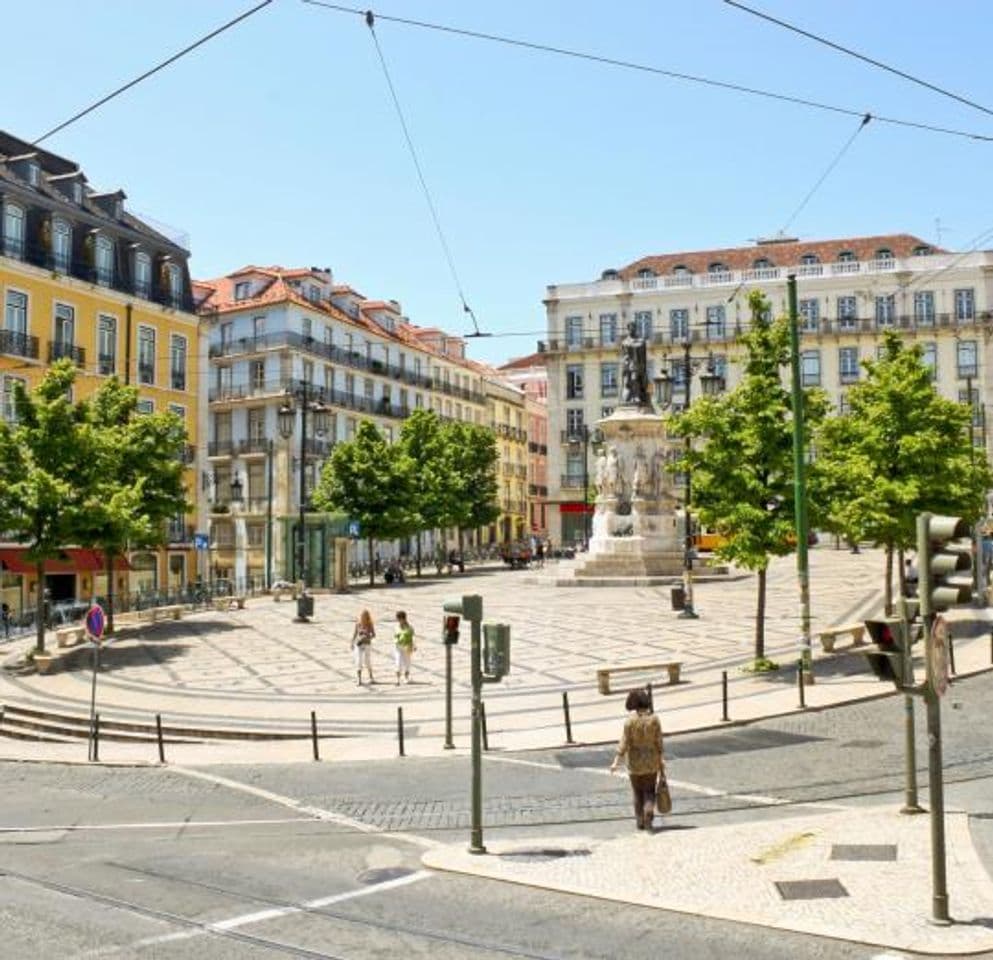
[311,710,320,761]
[156,713,165,764]
[721,670,730,722]
[480,700,489,751]
[562,691,575,744]
[797,660,806,709]
[397,706,405,757]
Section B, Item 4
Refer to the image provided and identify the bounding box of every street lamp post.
[568,426,604,550]
[278,384,329,591]
[653,342,724,620]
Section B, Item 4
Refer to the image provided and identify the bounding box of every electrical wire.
[301,0,993,142]
[723,0,993,119]
[363,11,483,336]
[780,113,872,235]
[33,0,274,145]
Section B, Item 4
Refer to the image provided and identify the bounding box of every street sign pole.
[896,597,923,815]
[444,641,454,750]
[85,604,106,763]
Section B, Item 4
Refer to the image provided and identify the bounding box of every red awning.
[0,549,128,574]
[558,503,593,514]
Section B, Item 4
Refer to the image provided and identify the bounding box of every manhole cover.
[775,878,848,900]
[356,867,415,885]
[831,844,897,861]
[499,848,590,863]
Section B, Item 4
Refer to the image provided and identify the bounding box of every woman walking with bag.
[351,609,376,686]
[393,610,416,685]
[610,688,666,831]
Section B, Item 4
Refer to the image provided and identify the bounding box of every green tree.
[79,378,190,631]
[313,420,419,585]
[0,362,97,653]
[811,330,990,613]
[399,409,451,576]
[440,420,500,550]
[674,291,827,667]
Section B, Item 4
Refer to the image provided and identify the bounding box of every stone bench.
[156,605,184,621]
[212,595,247,612]
[819,622,867,653]
[597,661,683,695]
[54,625,87,648]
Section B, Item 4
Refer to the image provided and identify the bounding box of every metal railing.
[0,329,39,360]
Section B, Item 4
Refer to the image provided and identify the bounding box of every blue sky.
[4,1,992,364]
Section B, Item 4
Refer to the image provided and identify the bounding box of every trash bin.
[670,585,686,611]
[296,594,314,619]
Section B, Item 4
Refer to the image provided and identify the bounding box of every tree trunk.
[884,544,894,616]
[896,545,905,605]
[34,561,46,654]
[105,551,115,634]
[368,536,375,587]
[415,532,422,578]
[754,567,766,662]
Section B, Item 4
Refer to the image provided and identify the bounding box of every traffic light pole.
[896,598,923,815]
[444,642,454,750]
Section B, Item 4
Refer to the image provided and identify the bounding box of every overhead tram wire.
[33,0,274,145]
[302,1,993,142]
[780,113,872,235]
[723,0,993,119]
[363,11,487,338]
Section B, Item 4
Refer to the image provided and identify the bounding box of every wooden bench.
[819,622,867,653]
[597,661,683,695]
[54,625,86,648]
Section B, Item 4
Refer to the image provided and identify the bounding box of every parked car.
[500,542,532,569]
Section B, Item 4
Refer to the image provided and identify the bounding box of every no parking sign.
[85,603,106,644]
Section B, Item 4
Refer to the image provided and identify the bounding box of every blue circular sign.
[85,603,106,641]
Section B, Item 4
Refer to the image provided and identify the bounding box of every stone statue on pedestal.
[620,321,649,407]
[603,446,622,497]
[632,446,650,498]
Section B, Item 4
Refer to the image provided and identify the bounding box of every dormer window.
[234,281,250,301]
[134,250,151,298]
[753,257,773,269]
[708,262,728,274]
[26,162,40,187]
[875,247,894,260]
[913,245,932,256]
[307,283,321,303]
[72,181,83,204]
[52,218,72,273]
[94,234,114,286]
[600,268,620,280]
[837,250,856,262]
[2,202,25,258]
[673,264,690,275]
[637,268,656,278]
[800,253,820,265]
[114,198,123,219]
[166,263,182,308]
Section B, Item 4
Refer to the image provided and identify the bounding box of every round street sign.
[930,614,950,698]
[85,603,106,643]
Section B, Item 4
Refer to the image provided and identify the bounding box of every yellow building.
[0,131,201,618]
[479,370,528,543]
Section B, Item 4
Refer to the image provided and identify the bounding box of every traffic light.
[919,514,973,615]
[443,614,460,645]
[861,618,912,687]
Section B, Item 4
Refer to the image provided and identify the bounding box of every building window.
[136,398,154,415]
[708,262,728,274]
[839,346,860,383]
[5,290,27,335]
[800,350,821,387]
[165,262,182,307]
[3,202,25,257]
[921,342,937,380]
[837,250,856,262]
[913,245,932,256]
[98,315,116,375]
[168,403,185,420]
[875,248,894,261]
[600,363,618,398]
[565,408,585,437]
[565,316,583,348]
[599,313,618,346]
[838,392,850,415]
[220,322,233,349]
[302,317,313,340]
[601,405,614,418]
[753,257,773,269]
[874,295,895,328]
[800,253,819,265]
[705,305,726,338]
[954,288,975,322]
[249,359,265,392]
[913,291,935,326]
[670,308,689,341]
[799,298,820,333]
[170,334,187,391]
[566,364,584,399]
[134,251,151,298]
[234,281,250,301]
[247,407,266,444]
[54,303,75,349]
[138,326,156,385]
[2,375,25,423]
[837,296,857,329]
[52,218,71,272]
[94,234,114,286]
[669,356,687,385]
[957,340,978,379]
[632,310,652,340]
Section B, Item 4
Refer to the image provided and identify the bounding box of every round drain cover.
[356,866,415,885]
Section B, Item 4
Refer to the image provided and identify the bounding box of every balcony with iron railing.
[560,474,585,489]
[97,353,116,376]
[137,362,155,385]
[48,340,85,366]
[166,522,195,544]
[171,369,187,391]
[0,329,39,360]
[208,439,234,457]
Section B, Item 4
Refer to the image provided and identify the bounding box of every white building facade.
[542,233,993,548]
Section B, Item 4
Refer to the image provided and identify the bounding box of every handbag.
[656,768,672,815]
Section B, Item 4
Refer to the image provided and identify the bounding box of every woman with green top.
[609,688,664,830]
[394,610,416,685]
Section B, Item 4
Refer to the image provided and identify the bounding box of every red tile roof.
[499,351,547,370]
[618,233,941,279]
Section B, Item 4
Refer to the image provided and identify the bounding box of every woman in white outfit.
[352,609,375,685]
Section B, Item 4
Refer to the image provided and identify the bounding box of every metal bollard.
[93,713,100,762]
[397,706,405,757]
[797,661,806,709]
[562,691,575,744]
[646,682,654,713]
[990,627,993,664]
[156,713,165,763]
[480,700,489,751]
[948,634,957,676]
[721,671,730,722]
[311,710,320,761]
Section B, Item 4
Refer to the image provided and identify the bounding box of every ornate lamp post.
[277,386,330,590]
[654,343,725,619]
[567,426,604,550]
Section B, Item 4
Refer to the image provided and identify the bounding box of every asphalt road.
[1,673,991,960]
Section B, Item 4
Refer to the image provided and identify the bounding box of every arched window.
[600,268,619,280]
[800,253,819,265]
[837,250,856,263]
[752,257,773,270]
[637,268,656,278]
[875,247,894,260]
[913,245,931,257]
[708,262,729,274]
[672,264,690,275]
